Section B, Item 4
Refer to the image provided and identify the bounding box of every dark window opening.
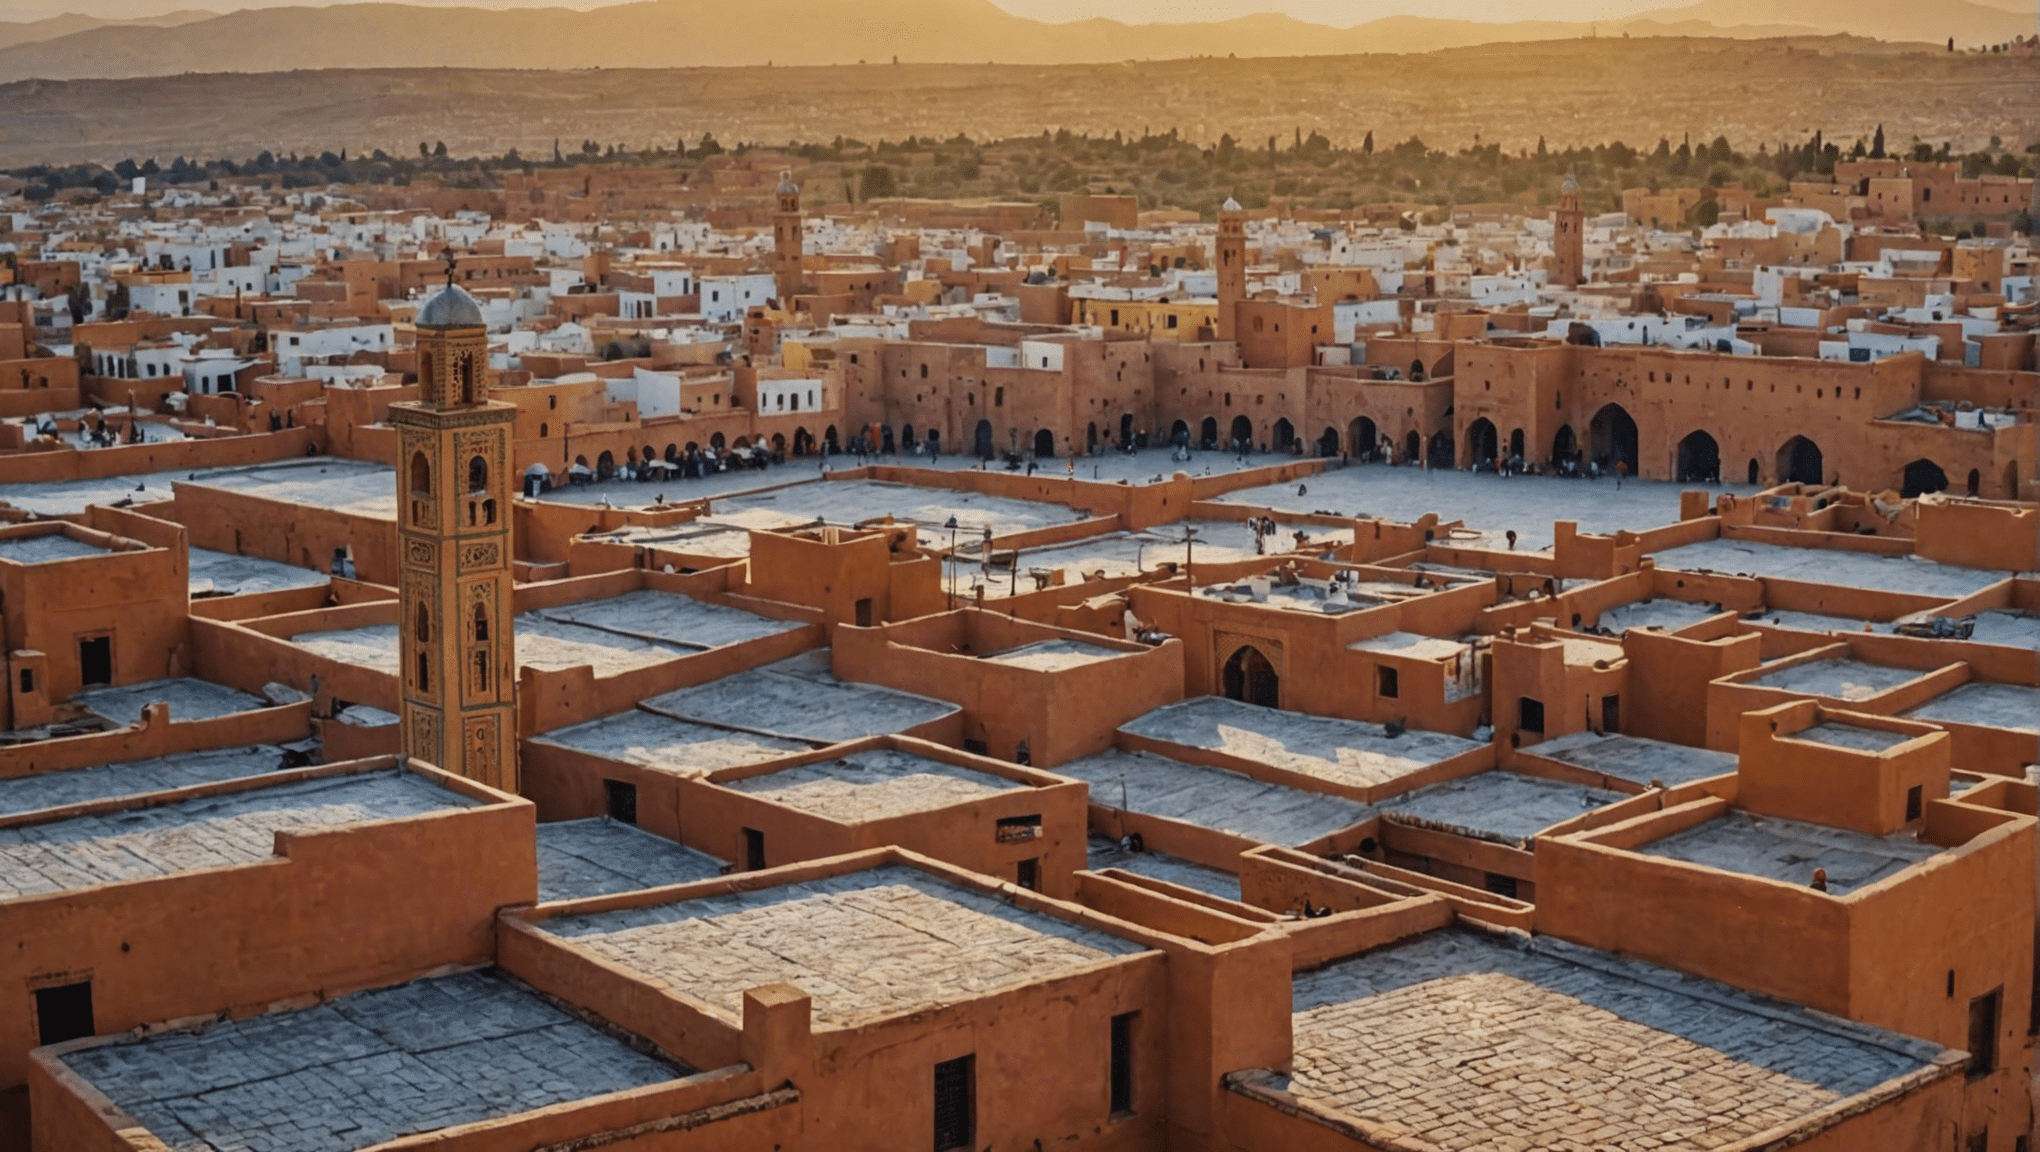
[416,651,431,692]
[1969,987,2001,1078]
[854,598,874,627]
[743,827,766,871]
[1906,785,1923,823]
[604,779,638,825]
[963,738,989,755]
[1968,1131,1989,1152]
[78,635,111,688]
[1601,694,1620,733]
[1110,1011,1137,1115]
[1518,697,1545,734]
[995,814,1042,843]
[1377,666,1399,699]
[1484,872,1519,899]
[17,668,31,694]
[1016,857,1040,891]
[933,1055,975,1151]
[35,981,94,1047]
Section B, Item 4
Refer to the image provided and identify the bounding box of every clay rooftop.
[1902,682,2040,734]
[72,677,268,724]
[1051,747,1372,846]
[0,468,193,516]
[189,547,329,597]
[1377,771,1626,847]
[1525,731,1738,788]
[0,744,301,818]
[180,458,398,520]
[1258,929,1946,1152]
[1748,658,1931,701]
[722,748,1022,821]
[1087,834,1241,900]
[944,520,1354,600]
[1586,596,1723,636]
[639,652,958,743]
[534,708,812,778]
[0,769,478,901]
[978,638,1126,670]
[61,968,684,1152]
[0,531,111,563]
[1789,722,1916,752]
[1122,696,1484,793]
[1652,538,2009,598]
[1641,810,1938,895]
[702,478,1084,546]
[536,817,726,902]
[539,864,1148,1029]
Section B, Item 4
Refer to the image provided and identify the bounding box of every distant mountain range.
[0,0,2028,83]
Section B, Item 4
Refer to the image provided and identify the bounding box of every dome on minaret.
[776,170,800,196]
[1221,196,1242,212]
[416,282,484,329]
[1560,172,1581,197]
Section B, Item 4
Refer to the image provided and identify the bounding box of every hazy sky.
[1,0,2031,22]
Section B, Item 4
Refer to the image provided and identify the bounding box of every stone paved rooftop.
[1121,696,1483,794]
[1790,723,1915,753]
[978,639,1125,671]
[64,968,682,1152]
[1652,538,2008,599]
[704,478,1081,549]
[289,623,401,676]
[1588,597,1722,636]
[0,770,477,900]
[1642,810,1938,895]
[722,748,1020,821]
[1378,771,1626,847]
[1965,609,2040,653]
[0,468,189,517]
[188,548,329,597]
[1902,682,2040,734]
[1749,658,1926,701]
[1087,835,1241,901]
[530,589,802,651]
[1051,747,1372,846]
[1273,929,1940,1152]
[182,459,398,521]
[0,745,295,818]
[542,865,1148,1028]
[74,678,269,724]
[534,708,810,777]
[511,613,694,675]
[0,532,109,563]
[640,652,957,743]
[1525,731,1738,789]
[1744,607,1888,635]
[536,818,726,902]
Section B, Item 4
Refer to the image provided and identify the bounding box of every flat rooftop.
[530,589,802,651]
[0,769,477,901]
[704,478,1082,548]
[541,864,1147,1028]
[0,468,193,517]
[181,459,398,521]
[64,968,682,1152]
[535,708,811,778]
[1902,682,2040,734]
[1378,771,1626,847]
[1589,596,1722,636]
[1526,731,1738,789]
[0,745,296,818]
[1791,722,1915,753]
[978,639,1125,671]
[640,652,958,743]
[1748,658,1928,701]
[1965,609,2040,653]
[942,519,1353,601]
[1087,834,1241,901]
[188,547,329,597]
[73,677,268,725]
[1273,930,1940,1151]
[722,748,1020,821]
[536,818,726,903]
[0,532,109,564]
[1642,810,1938,895]
[1653,538,2007,599]
[1051,747,1372,846]
[1121,696,1483,794]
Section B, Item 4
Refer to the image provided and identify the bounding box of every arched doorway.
[879,425,895,455]
[1350,416,1378,460]
[1170,419,1190,447]
[1747,458,1760,485]
[1272,418,1295,452]
[1033,428,1056,458]
[1508,428,1525,462]
[973,420,993,459]
[1404,430,1422,465]
[1222,645,1280,708]
[1200,416,1219,449]
[1778,436,1823,485]
[1588,404,1639,476]
[1465,418,1498,467]
[901,424,917,450]
[792,428,814,456]
[709,432,726,451]
[1551,424,1577,470]
[1229,414,1254,451]
[1318,426,1339,457]
[1900,459,1948,498]
[596,450,615,480]
[664,443,680,464]
[1086,422,1099,452]
[824,425,840,452]
[771,432,787,455]
[1427,429,1454,469]
[1120,413,1135,446]
[1676,431,1720,483]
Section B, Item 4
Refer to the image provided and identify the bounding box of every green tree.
[859,163,896,199]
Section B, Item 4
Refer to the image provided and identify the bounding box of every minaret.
[391,251,520,794]
[772,170,804,308]
[1215,196,1245,341]
[1554,173,1585,289]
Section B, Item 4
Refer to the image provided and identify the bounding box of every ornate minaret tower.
[1215,196,1245,341]
[391,252,519,794]
[1554,173,1585,289]
[772,170,804,307]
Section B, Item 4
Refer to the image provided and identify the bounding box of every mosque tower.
[1554,173,1585,289]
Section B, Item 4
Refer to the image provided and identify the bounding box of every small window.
[1485,872,1519,899]
[962,738,988,755]
[933,1055,975,1151]
[743,827,766,872]
[1518,697,1545,734]
[1377,666,1399,699]
[1906,785,1923,823]
[854,598,874,627]
[77,636,111,688]
[604,779,638,825]
[995,814,1042,843]
[1601,694,1621,733]
[16,668,31,694]
[1968,1131,1988,1152]
[1969,987,2001,1078]
[1110,1012,1137,1116]
[1016,857,1039,891]
[35,981,94,1047]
